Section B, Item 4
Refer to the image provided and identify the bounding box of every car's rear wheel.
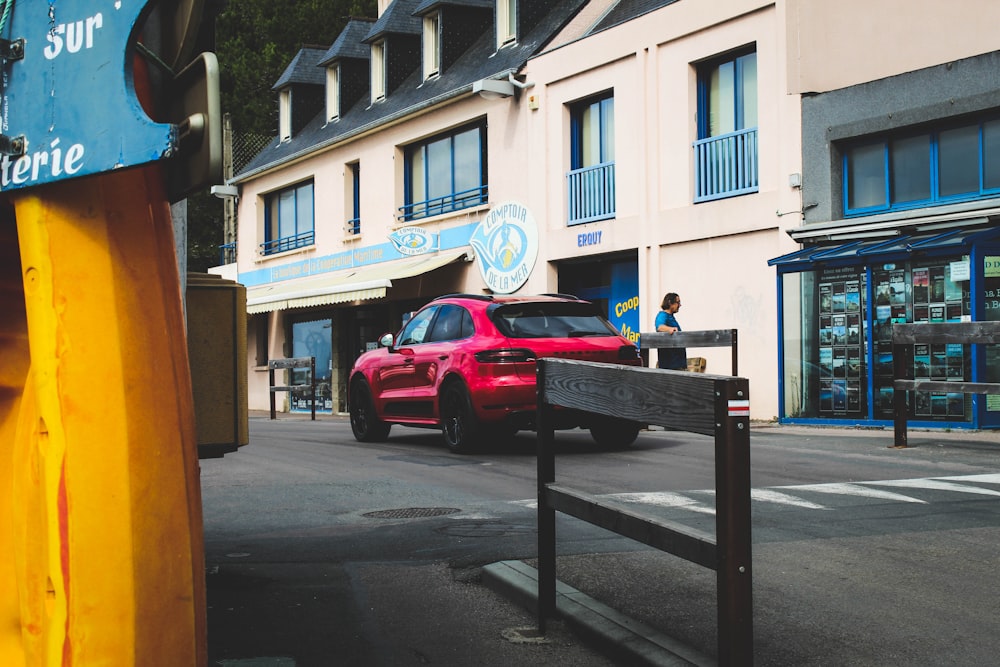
[350,379,391,442]
[440,382,480,454]
[589,417,641,450]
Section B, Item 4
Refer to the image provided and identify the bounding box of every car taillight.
[618,344,641,361]
[475,348,536,363]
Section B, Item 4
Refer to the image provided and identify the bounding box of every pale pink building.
[224,0,1000,430]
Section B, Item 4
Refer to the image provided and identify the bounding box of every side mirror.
[379,333,394,348]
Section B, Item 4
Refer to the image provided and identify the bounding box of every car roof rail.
[539,293,583,300]
[432,293,495,302]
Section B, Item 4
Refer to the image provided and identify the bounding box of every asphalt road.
[201,416,1000,666]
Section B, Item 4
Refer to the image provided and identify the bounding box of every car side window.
[428,305,470,342]
[397,306,438,346]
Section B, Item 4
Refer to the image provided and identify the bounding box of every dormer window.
[497,0,516,48]
[423,12,440,80]
[326,64,340,122]
[371,39,386,103]
[279,89,292,142]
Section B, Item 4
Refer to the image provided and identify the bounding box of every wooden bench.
[268,357,317,421]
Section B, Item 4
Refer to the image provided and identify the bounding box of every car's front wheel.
[349,379,391,442]
[589,417,641,450]
[440,382,480,454]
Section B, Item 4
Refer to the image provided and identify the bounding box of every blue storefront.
[769,224,1000,429]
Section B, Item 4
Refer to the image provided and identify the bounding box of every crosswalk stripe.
[782,482,927,504]
[507,473,1000,517]
[865,478,1000,497]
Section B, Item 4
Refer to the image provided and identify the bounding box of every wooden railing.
[535,358,753,665]
[640,328,739,375]
[268,357,316,421]
[892,321,1000,447]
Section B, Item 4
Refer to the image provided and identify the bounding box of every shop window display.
[783,256,971,423]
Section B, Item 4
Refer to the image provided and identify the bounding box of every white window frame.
[371,39,386,103]
[279,89,292,142]
[497,0,516,49]
[325,64,340,122]
[423,12,440,80]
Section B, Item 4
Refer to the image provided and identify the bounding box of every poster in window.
[930,267,945,302]
[847,381,861,411]
[847,314,860,345]
[929,304,945,322]
[912,268,929,303]
[875,275,891,306]
[833,347,846,378]
[832,379,848,412]
[915,391,931,417]
[914,344,930,378]
[875,305,893,342]
[946,343,964,379]
[819,315,832,345]
[879,387,894,412]
[832,315,847,345]
[947,303,964,321]
[819,347,833,377]
[890,270,907,305]
[914,305,929,323]
[931,394,948,416]
[832,282,846,313]
[847,347,861,377]
[948,393,966,417]
[819,283,832,313]
[931,344,947,379]
[820,380,833,412]
[846,280,860,312]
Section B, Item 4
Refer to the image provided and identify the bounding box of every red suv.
[348,294,643,452]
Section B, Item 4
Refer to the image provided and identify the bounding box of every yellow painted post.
[0,163,206,665]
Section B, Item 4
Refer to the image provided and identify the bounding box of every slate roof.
[364,0,423,43]
[318,18,374,66]
[590,0,680,33]
[238,0,589,180]
[271,47,327,90]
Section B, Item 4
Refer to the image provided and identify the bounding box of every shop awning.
[246,248,474,314]
[768,227,1000,272]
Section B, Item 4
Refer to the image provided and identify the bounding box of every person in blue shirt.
[655,292,686,370]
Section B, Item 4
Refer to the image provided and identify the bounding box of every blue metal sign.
[0,1,176,191]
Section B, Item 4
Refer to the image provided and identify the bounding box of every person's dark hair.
[661,292,679,309]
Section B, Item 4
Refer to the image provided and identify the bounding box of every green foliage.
[216,0,377,136]
[188,0,375,271]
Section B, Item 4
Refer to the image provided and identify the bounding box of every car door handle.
[403,359,414,364]
[438,355,448,360]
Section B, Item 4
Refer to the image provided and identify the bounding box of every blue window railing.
[567,161,615,225]
[218,242,236,265]
[346,217,361,235]
[398,185,487,222]
[259,230,315,256]
[694,127,758,202]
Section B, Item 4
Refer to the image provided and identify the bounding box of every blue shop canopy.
[768,226,1000,273]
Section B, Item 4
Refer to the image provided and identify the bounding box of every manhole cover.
[363,507,461,519]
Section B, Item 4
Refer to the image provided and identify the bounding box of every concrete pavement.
[207,415,1000,666]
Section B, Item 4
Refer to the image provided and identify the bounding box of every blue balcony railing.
[567,161,615,225]
[693,127,758,202]
[398,185,487,222]
[259,230,315,256]
[218,242,236,265]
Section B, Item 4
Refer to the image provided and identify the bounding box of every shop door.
[291,318,332,413]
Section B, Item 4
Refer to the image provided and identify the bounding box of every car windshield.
[491,302,620,338]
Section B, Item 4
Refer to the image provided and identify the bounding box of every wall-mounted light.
[211,184,239,199]
[473,78,516,100]
[473,73,534,100]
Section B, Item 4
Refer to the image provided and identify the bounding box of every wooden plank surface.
[538,358,726,436]
[640,329,735,349]
[268,357,314,370]
[891,321,1000,345]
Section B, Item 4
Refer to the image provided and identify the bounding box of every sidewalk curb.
[482,560,716,667]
